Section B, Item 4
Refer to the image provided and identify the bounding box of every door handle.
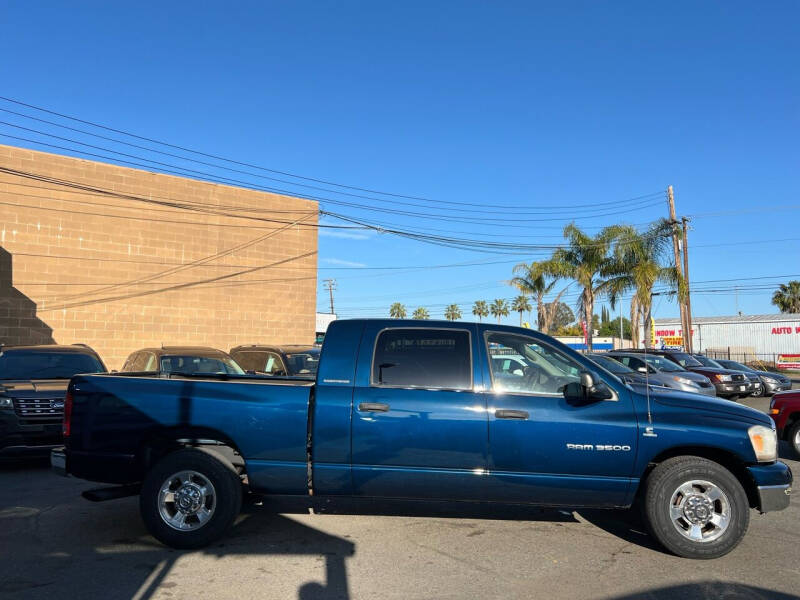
[358,402,390,413]
[495,409,529,420]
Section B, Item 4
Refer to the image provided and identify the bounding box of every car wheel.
[140,448,243,549]
[643,456,749,559]
[788,421,800,460]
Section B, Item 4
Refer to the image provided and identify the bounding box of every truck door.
[482,330,637,507]
[351,324,488,500]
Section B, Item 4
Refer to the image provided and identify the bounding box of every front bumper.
[763,379,793,395]
[748,462,793,513]
[714,381,753,397]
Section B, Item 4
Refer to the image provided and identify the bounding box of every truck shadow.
[607,582,799,599]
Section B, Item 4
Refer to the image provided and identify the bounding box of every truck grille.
[13,397,65,422]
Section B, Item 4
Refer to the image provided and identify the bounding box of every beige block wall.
[0,144,318,369]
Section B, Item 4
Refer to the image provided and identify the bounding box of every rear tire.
[140,448,242,549]
[643,456,749,559]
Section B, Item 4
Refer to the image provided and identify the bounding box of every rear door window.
[372,329,471,390]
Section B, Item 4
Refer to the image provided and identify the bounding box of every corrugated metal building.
[649,314,800,358]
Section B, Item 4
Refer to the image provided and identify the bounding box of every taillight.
[63,389,73,437]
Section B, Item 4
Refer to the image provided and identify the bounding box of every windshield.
[643,355,686,372]
[693,355,724,369]
[285,350,320,376]
[717,360,753,372]
[668,352,703,367]
[589,355,634,374]
[0,351,105,380]
[160,355,244,375]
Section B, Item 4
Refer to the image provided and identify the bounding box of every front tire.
[788,421,800,460]
[643,456,749,559]
[140,448,242,549]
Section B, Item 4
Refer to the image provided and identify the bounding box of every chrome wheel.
[158,470,216,531]
[669,480,731,543]
[794,427,800,452]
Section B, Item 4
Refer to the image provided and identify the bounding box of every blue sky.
[2,1,798,324]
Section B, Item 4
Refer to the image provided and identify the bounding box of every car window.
[121,352,139,372]
[232,351,267,372]
[590,355,634,374]
[160,355,245,375]
[285,351,320,376]
[264,352,286,375]
[643,355,684,372]
[0,351,106,380]
[694,355,724,368]
[372,328,471,389]
[669,352,702,367]
[487,332,581,396]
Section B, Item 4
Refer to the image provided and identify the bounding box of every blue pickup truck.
[52,319,791,558]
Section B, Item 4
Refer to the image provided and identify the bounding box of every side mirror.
[567,370,614,401]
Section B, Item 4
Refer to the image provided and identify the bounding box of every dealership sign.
[776,354,800,370]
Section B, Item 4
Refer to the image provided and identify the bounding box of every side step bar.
[81,484,141,502]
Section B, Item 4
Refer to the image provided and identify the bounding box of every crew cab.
[52,320,792,559]
[770,390,800,458]
[0,344,106,457]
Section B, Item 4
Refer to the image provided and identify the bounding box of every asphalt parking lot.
[1,395,798,600]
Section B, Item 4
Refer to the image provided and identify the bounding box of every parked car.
[770,390,800,458]
[606,351,716,396]
[715,359,793,397]
[692,354,763,397]
[120,347,244,376]
[229,344,320,378]
[0,344,106,457]
[53,319,791,559]
[586,353,649,386]
[622,350,751,399]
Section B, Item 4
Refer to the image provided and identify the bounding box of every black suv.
[0,344,106,457]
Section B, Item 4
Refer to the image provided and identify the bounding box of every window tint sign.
[776,354,800,370]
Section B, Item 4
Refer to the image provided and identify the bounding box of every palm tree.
[389,302,407,319]
[602,220,676,349]
[472,300,489,322]
[540,223,618,351]
[444,304,462,321]
[510,262,567,333]
[511,295,532,326]
[772,281,800,313]
[412,307,430,320]
[489,299,510,323]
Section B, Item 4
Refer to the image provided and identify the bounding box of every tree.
[511,295,532,326]
[602,220,676,348]
[540,223,617,351]
[412,307,430,320]
[389,302,407,319]
[490,298,510,323]
[598,316,632,340]
[546,301,574,332]
[444,304,462,321]
[510,262,567,333]
[772,281,800,313]
[472,300,489,322]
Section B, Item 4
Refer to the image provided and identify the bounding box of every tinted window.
[717,360,752,372]
[160,355,244,375]
[285,350,320,376]
[590,355,634,374]
[669,352,702,367]
[644,355,684,372]
[231,351,267,372]
[264,353,286,375]
[372,329,471,389]
[0,351,105,380]
[693,355,723,369]
[487,332,581,395]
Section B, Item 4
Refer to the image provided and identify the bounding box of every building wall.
[0,144,318,369]
[649,317,800,355]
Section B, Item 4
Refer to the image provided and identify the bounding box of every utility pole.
[681,217,694,353]
[323,279,337,314]
[667,185,689,352]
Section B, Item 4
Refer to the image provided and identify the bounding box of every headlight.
[0,397,12,409]
[762,376,778,384]
[713,373,732,382]
[672,375,696,386]
[748,425,777,463]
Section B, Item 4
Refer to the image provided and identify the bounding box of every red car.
[770,390,800,458]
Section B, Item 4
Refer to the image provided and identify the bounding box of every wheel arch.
[781,411,800,441]
[137,426,246,477]
[635,445,759,509]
